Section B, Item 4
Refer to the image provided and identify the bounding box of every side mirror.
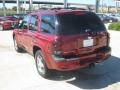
[13,22,19,29]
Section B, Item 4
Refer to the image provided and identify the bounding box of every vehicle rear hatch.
[56,11,108,56]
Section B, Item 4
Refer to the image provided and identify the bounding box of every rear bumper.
[48,46,111,71]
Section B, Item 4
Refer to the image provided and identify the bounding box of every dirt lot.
[0,30,120,90]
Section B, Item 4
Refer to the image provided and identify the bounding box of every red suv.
[13,10,111,78]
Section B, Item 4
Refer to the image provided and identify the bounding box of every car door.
[22,15,38,54]
[16,15,30,49]
[15,28,23,47]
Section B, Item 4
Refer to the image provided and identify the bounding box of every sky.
[0,0,117,9]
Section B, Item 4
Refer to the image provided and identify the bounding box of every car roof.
[30,9,88,15]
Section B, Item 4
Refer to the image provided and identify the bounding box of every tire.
[0,25,3,31]
[13,37,23,52]
[35,50,52,78]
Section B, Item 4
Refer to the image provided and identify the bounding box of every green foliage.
[108,22,120,31]
[0,10,25,16]
[12,6,17,11]
[0,10,16,15]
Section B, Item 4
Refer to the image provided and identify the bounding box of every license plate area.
[83,38,93,47]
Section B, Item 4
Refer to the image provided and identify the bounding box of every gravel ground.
[0,28,120,90]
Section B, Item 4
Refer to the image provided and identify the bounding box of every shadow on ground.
[50,56,120,89]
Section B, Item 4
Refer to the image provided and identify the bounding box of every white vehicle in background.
[110,14,120,21]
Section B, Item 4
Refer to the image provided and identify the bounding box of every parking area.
[0,29,120,90]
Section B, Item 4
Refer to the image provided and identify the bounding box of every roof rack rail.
[69,7,87,10]
[30,7,88,13]
[38,7,87,10]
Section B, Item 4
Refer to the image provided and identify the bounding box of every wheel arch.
[33,45,42,57]
[33,45,52,69]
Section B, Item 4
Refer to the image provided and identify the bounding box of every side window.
[41,15,55,34]
[29,15,38,31]
[19,15,30,29]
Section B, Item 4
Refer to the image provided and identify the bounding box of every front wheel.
[13,37,23,52]
[35,50,52,78]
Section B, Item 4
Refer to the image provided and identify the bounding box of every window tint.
[57,12,106,35]
[41,15,55,34]
[29,15,38,31]
[19,15,30,29]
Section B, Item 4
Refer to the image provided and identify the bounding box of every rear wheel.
[0,25,3,31]
[13,37,23,52]
[35,50,52,78]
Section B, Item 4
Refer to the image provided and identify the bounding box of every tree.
[12,6,17,11]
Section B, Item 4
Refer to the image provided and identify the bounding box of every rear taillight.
[53,39,62,56]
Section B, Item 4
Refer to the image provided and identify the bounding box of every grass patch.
[0,10,26,16]
[108,22,120,31]
[0,10,16,15]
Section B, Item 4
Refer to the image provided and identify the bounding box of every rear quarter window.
[40,14,56,34]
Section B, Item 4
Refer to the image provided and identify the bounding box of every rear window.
[56,12,106,35]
